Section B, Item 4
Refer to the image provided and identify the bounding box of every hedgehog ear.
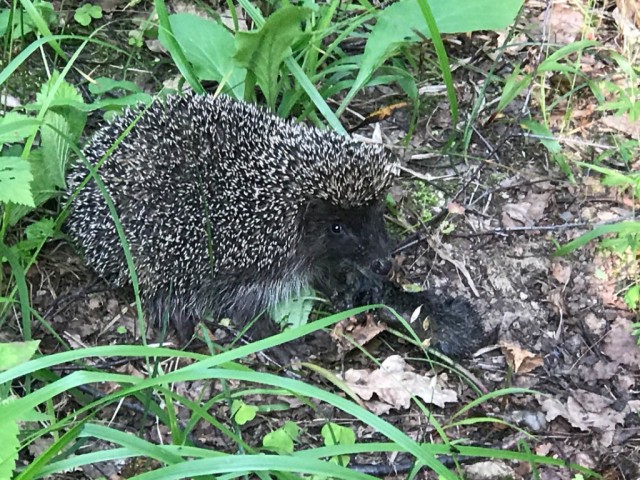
[304,198,328,216]
[301,199,338,231]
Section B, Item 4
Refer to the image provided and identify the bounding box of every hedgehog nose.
[371,258,392,276]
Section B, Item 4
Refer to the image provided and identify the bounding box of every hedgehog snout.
[371,257,392,276]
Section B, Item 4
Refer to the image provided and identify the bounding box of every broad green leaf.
[263,429,295,454]
[0,9,10,37]
[342,0,524,110]
[234,6,310,109]
[271,288,316,329]
[0,1,56,39]
[263,421,299,454]
[624,284,639,310]
[0,399,19,480]
[25,217,55,240]
[0,157,34,207]
[36,73,86,189]
[74,4,102,26]
[8,150,57,224]
[0,112,40,144]
[321,422,355,467]
[158,13,245,98]
[0,341,40,371]
[283,421,299,439]
[231,400,257,425]
[154,0,204,94]
[321,423,355,446]
[18,0,63,57]
[15,217,56,255]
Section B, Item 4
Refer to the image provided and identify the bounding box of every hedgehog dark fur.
[65,91,398,340]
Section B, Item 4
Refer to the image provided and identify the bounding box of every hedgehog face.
[300,199,392,281]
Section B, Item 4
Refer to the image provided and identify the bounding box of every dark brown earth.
[4,0,640,478]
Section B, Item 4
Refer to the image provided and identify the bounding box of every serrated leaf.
[0,400,19,480]
[25,217,55,240]
[0,157,34,207]
[158,13,246,99]
[15,217,56,255]
[0,341,40,371]
[8,150,57,224]
[624,284,639,310]
[271,287,315,329]
[234,6,310,109]
[36,73,86,189]
[36,72,87,141]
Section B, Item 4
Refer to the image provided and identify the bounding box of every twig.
[452,216,638,238]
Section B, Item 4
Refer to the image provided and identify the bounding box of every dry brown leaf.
[578,360,619,382]
[331,314,386,353]
[600,114,640,140]
[464,462,515,478]
[550,260,572,285]
[342,355,458,410]
[541,390,631,446]
[535,443,553,456]
[543,0,586,45]
[95,0,128,12]
[617,0,640,27]
[583,312,607,336]
[447,202,466,215]
[602,317,640,369]
[501,192,550,228]
[500,342,544,373]
[548,288,567,316]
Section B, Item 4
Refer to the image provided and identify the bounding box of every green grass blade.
[132,455,379,480]
[415,0,458,126]
[0,244,32,339]
[14,420,88,480]
[153,0,204,93]
[18,0,66,59]
[554,221,640,256]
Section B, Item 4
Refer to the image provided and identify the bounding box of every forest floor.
[4,0,640,478]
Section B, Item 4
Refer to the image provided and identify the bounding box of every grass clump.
[1,0,626,477]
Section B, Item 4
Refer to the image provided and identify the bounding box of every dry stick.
[393,163,484,255]
[350,432,532,475]
[451,216,638,238]
[395,104,522,254]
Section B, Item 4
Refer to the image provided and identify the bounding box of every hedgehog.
[65,91,398,341]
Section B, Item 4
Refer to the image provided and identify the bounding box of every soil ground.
[3,0,640,478]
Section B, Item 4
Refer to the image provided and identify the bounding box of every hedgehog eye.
[330,223,343,234]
